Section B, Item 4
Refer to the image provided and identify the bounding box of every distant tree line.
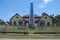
[50,14,60,27]
[0,13,60,27]
[50,14,60,23]
[0,19,5,25]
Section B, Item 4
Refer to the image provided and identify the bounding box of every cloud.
[44,0,53,4]
[38,0,53,9]
[38,4,46,8]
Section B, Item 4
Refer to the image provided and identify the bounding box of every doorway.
[47,22,50,26]
[14,21,16,25]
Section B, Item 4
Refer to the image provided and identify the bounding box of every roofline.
[10,13,21,21]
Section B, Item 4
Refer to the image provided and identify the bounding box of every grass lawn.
[0,28,60,33]
[55,22,60,27]
[0,34,60,39]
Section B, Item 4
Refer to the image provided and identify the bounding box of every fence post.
[26,23,29,32]
[35,23,38,32]
[5,23,9,32]
[54,24,57,34]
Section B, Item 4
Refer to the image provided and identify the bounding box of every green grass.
[56,22,60,27]
[0,34,60,39]
[52,22,60,27]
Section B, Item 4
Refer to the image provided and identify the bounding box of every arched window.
[47,22,50,26]
[45,17,47,19]
[16,16,18,18]
[18,21,22,26]
[40,20,45,26]
[14,21,16,25]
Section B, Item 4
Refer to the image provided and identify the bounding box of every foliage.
[50,14,60,27]
[0,19,5,25]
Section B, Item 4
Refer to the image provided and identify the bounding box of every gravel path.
[0,39,60,40]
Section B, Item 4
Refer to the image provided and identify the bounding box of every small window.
[45,17,47,19]
[16,16,18,18]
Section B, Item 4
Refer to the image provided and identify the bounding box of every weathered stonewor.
[5,23,9,32]
[26,23,29,32]
[35,23,38,32]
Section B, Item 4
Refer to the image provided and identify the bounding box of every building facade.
[10,13,52,29]
[10,13,24,26]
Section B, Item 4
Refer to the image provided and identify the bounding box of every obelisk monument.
[29,1,35,29]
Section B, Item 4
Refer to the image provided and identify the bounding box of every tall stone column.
[29,2,35,29]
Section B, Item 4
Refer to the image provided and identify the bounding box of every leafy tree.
[50,14,60,27]
[50,15,56,23]
[55,15,60,22]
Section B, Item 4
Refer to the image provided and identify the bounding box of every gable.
[40,15,52,21]
[10,13,23,21]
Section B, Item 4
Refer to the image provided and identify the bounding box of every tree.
[55,15,60,22]
[50,15,56,24]
[0,19,5,25]
[50,14,60,27]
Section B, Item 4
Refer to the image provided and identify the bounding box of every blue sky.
[0,0,60,21]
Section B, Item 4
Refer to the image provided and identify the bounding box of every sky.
[0,0,60,21]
